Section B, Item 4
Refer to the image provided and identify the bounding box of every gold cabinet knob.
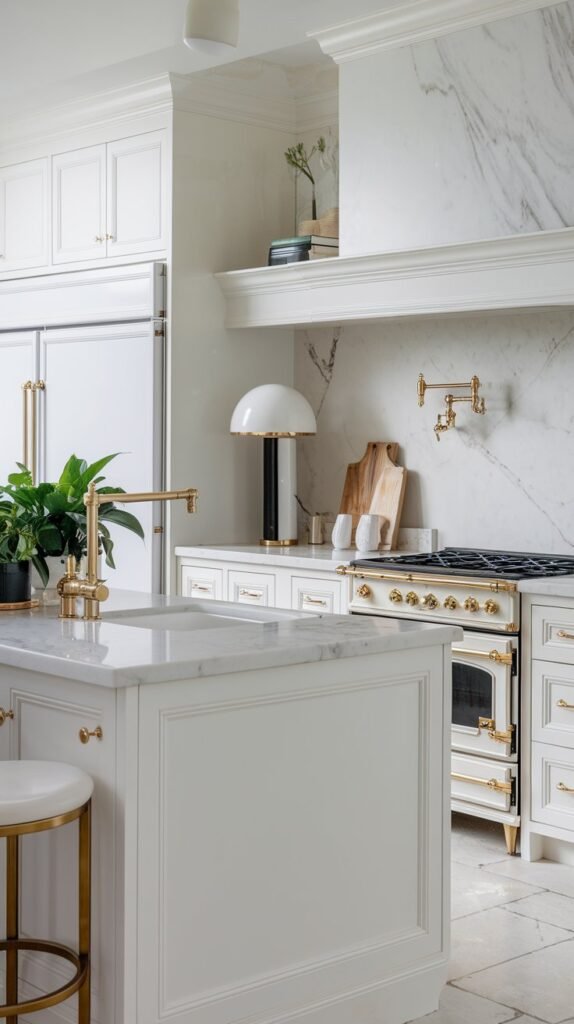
[444,596,458,610]
[422,593,439,609]
[406,591,419,606]
[94,235,104,243]
[464,597,480,613]
[484,599,499,615]
[389,588,403,604]
[0,707,15,726]
[105,233,115,241]
[356,584,372,599]
[79,725,103,745]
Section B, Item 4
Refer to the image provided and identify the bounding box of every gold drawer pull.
[557,698,574,710]
[452,646,513,666]
[0,708,15,726]
[557,782,574,794]
[240,589,263,599]
[557,630,574,641]
[191,583,211,592]
[79,726,103,745]
[303,595,327,606]
[451,771,512,794]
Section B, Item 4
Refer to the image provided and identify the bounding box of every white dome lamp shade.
[230,385,317,546]
[183,0,239,56]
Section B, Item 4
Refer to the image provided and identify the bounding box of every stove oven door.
[451,632,517,761]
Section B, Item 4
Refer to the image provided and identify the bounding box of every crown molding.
[309,0,563,63]
[0,75,174,159]
[216,227,574,328]
[170,73,296,134]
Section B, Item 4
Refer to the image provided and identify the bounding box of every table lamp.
[230,384,316,546]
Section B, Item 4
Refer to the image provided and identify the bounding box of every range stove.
[339,547,574,632]
[338,547,574,853]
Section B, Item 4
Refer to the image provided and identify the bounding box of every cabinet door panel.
[52,145,106,264]
[0,158,48,272]
[40,322,164,592]
[107,131,167,257]
[0,331,37,482]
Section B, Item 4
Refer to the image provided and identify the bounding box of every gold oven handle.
[452,646,513,666]
[451,771,512,794]
[557,630,574,641]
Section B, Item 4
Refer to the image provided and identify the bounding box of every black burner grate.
[351,547,574,581]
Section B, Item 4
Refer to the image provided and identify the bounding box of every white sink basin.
[103,602,310,631]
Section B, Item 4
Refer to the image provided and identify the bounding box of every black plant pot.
[0,562,32,604]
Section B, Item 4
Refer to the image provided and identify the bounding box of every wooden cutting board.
[369,462,407,551]
[339,442,399,523]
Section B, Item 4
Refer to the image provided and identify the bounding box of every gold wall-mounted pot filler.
[417,373,486,440]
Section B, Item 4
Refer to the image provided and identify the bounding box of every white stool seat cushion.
[0,761,94,827]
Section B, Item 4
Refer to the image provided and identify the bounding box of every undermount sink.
[103,601,310,631]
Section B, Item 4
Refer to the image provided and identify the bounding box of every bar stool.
[0,761,93,1022]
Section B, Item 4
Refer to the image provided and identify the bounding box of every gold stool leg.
[77,801,91,1024]
[6,834,19,1024]
[503,824,519,856]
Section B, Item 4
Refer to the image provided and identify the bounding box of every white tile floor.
[409,814,574,1024]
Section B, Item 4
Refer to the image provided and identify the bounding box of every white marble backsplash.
[340,0,574,253]
[295,311,574,555]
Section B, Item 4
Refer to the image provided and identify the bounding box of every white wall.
[168,107,295,565]
[339,0,574,255]
[295,311,574,555]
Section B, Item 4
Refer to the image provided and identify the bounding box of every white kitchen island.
[0,592,459,1024]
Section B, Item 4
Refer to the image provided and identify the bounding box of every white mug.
[355,514,381,552]
[331,514,353,549]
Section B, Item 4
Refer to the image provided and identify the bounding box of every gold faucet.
[58,483,198,620]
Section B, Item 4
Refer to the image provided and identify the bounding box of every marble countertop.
[519,575,574,599]
[0,589,460,689]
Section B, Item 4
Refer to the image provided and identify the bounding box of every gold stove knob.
[444,596,458,610]
[422,593,439,610]
[356,584,372,599]
[464,597,480,613]
[389,588,403,604]
[484,599,499,615]
[406,591,419,606]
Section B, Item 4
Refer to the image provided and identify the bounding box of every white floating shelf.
[215,227,574,329]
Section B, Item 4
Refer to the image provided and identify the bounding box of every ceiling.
[0,0,393,118]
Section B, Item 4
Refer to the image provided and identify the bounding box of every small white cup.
[355,514,381,552]
[331,513,353,549]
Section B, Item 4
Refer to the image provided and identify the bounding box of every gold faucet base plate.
[0,599,40,612]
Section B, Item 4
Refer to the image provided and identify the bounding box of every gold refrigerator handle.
[22,381,33,471]
[30,381,45,484]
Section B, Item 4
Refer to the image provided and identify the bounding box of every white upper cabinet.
[52,144,107,264]
[52,131,166,266]
[0,158,48,272]
[107,131,167,257]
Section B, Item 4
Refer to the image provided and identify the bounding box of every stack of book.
[268,235,339,266]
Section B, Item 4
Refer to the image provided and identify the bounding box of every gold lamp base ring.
[0,939,87,1017]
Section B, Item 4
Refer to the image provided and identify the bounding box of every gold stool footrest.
[0,939,88,1018]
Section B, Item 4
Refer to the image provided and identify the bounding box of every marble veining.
[341,0,574,253]
[0,590,459,688]
[295,311,574,556]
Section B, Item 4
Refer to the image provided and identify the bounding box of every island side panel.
[0,665,122,1024]
[136,644,451,1024]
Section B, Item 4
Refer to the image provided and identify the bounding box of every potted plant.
[284,136,326,221]
[0,496,43,604]
[0,454,144,597]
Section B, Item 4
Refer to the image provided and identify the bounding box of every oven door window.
[452,663,494,728]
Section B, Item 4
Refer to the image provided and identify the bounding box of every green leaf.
[100,507,145,539]
[31,552,49,587]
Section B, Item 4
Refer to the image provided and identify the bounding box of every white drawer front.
[180,564,223,601]
[451,752,514,813]
[532,741,574,832]
[291,575,342,614]
[532,605,574,665]
[532,659,574,748]
[228,570,276,607]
